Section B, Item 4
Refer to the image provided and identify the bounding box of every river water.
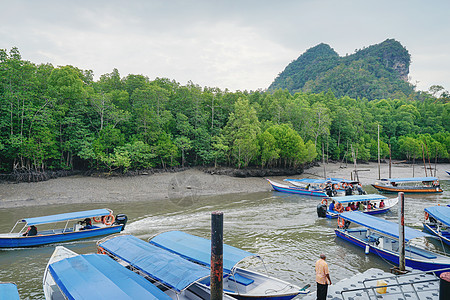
[1,181,449,299]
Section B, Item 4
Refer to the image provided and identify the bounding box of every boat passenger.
[345,204,352,211]
[325,185,333,197]
[22,225,37,236]
[345,185,353,196]
[379,199,385,208]
[80,218,93,230]
[350,202,357,211]
[356,184,366,195]
[328,200,335,211]
[367,201,372,210]
[358,202,365,211]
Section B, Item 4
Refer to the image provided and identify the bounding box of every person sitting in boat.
[345,185,353,196]
[367,201,372,210]
[356,184,366,195]
[345,203,352,211]
[379,199,385,208]
[325,184,333,197]
[328,200,335,212]
[358,202,365,211]
[79,218,93,230]
[350,202,357,211]
[22,225,37,236]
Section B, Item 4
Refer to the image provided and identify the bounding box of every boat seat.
[228,273,254,286]
[405,247,437,259]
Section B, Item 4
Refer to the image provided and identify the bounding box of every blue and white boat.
[0,282,20,300]
[318,194,397,219]
[0,209,127,248]
[335,211,450,274]
[267,178,328,197]
[149,230,310,300]
[97,234,235,300]
[423,206,450,246]
[43,246,171,300]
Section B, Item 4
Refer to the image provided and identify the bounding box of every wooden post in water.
[398,192,405,272]
[211,211,223,300]
[377,124,381,180]
[389,143,392,178]
[422,144,427,177]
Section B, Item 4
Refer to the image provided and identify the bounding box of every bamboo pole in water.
[377,124,380,180]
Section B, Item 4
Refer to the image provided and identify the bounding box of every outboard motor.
[114,214,128,231]
[317,203,327,218]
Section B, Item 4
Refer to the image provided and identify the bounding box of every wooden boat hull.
[0,225,123,248]
[423,223,450,246]
[335,229,450,274]
[267,179,327,197]
[371,184,443,194]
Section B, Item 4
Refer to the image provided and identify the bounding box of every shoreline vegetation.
[1,161,448,209]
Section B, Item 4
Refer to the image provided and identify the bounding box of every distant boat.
[267,178,328,197]
[317,194,398,219]
[335,211,450,274]
[371,177,443,194]
[97,234,235,300]
[423,206,450,246]
[149,230,310,300]
[446,171,450,176]
[43,246,171,300]
[0,282,20,300]
[0,208,127,248]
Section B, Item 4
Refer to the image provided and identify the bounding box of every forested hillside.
[0,47,448,177]
[269,39,416,100]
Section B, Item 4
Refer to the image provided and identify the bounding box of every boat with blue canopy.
[423,206,450,245]
[268,177,364,198]
[43,246,171,300]
[317,194,397,219]
[0,282,20,300]
[335,211,450,274]
[149,230,310,300]
[0,208,127,248]
[97,234,235,300]
[372,177,443,194]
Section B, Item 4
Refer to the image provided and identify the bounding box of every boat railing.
[340,267,450,300]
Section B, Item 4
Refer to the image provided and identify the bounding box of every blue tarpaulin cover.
[339,211,433,242]
[425,206,450,227]
[48,253,171,300]
[0,283,20,300]
[330,194,387,204]
[149,230,257,274]
[285,178,358,185]
[385,177,438,183]
[22,209,111,225]
[99,235,210,292]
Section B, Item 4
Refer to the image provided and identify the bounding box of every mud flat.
[0,162,448,208]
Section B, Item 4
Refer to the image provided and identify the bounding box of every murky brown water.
[1,182,449,299]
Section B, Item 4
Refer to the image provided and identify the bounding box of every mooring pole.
[398,192,405,271]
[211,211,223,300]
[377,124,380,180]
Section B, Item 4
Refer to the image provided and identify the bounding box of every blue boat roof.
[339,211,433,242]
[0,283,20,300]
[22,209,111,225]
[48,253,171,300]
[425,206,450,227]
[384,177,438,182]
[149,231,257,274]
[330,194,387,204]
[285,178,358,184]
[98,235,210,292]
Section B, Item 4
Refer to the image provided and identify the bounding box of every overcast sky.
[1,0,449,93]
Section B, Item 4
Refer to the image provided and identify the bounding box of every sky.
[1,0,450,93]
